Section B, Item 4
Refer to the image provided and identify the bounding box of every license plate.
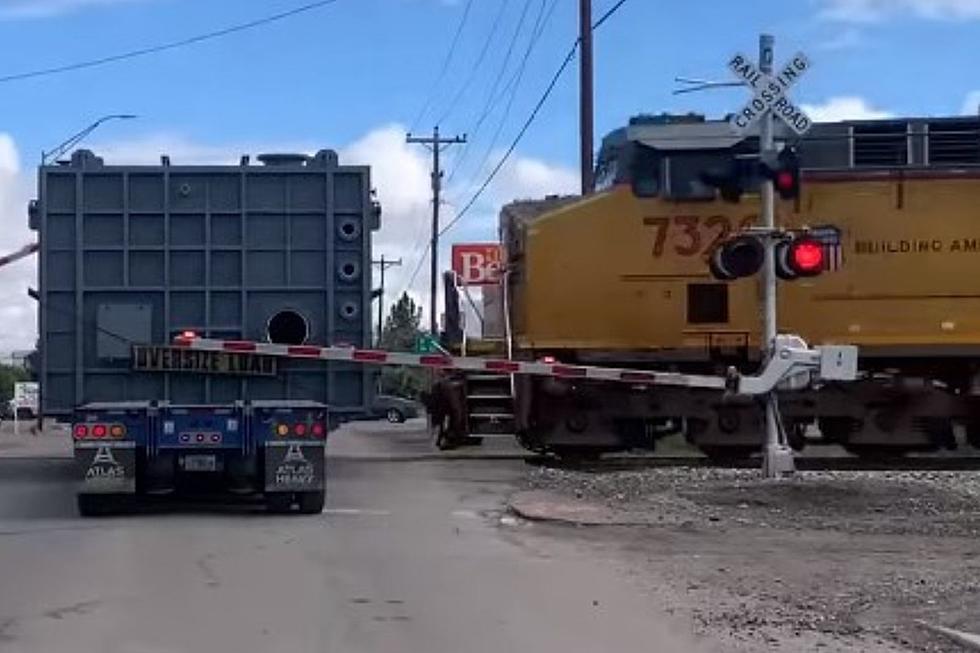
[182,454,217,472]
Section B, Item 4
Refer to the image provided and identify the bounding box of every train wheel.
[968,423,980,449]
[551,446,605,462]
[842,445,911,459]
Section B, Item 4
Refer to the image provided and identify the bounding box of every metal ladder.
[463,372,515,438]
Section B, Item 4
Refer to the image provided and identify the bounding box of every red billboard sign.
[451,243,502,286]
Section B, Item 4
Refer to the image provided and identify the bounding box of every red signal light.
[776,171,795,191]
[790,239,824,275]
[73,424,88,439]
[294,423,307,436]
[91,424,107,438]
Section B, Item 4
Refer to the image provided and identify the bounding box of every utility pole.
[372,255,402,345]
[579,0,595,195]
[406,126,467,335]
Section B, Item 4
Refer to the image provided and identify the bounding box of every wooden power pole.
[406,126,466,335]
[579,0,595,195]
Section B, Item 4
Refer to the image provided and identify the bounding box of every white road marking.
[322,508,392,516]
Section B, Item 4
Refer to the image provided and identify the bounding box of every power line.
[440,0,632,237]
[0,0,344,84]
[409,0,476,133]
[445,0,537,185]
[435,0,513,128]
[456,0,556,194]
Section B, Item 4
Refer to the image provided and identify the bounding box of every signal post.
[726,35,814,478]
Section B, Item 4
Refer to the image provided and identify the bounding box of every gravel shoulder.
[517,466,980,652]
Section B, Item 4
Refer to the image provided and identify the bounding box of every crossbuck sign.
[728,51,813,136]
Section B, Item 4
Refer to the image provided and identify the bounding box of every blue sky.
[0,0,977,349]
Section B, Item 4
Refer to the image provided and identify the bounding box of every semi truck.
[31,149,379,515]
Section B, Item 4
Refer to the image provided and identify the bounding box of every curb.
[916,621,980,651]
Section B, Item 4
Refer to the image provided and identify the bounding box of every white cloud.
[801,96,894,122]
[0,0,147,19]
[818,0,980,21]
[342,126,577,332]
[0,134,38,355]
[961,91,980,115]
[817,27,864,50]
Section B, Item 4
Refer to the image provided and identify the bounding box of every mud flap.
[75,442,137,494]
[264,442,325,492]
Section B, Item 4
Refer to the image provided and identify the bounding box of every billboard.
[451,243,502,286]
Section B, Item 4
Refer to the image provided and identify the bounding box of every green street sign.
[416,334,440,354]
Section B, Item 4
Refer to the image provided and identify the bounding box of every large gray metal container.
[32,149,380,417]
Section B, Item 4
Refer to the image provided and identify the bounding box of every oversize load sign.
[451,243,503,286]
[728,51,812,136]
[132,346,277,376]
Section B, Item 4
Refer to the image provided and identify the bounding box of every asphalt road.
[0,423,714,653]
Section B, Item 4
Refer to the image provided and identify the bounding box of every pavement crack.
[195,554,221,588]
[43,599,101,620]
[0,617,16,642]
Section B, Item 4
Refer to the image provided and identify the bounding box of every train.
[473,112,980,459]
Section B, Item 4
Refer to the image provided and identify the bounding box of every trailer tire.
[77,494,123,517]
[266,493,293,514]
[298,490,325,514]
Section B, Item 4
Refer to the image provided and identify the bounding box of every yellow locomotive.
[501,113,980,458]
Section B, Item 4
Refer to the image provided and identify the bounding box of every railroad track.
[527,455,980,473]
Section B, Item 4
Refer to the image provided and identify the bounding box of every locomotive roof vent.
[852,122,909,167]
[258,153,311,167]
[927,119,980,165]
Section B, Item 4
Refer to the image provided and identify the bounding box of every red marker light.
[294,423,307,436]
[195,433,206,443]
[540,355,557,364]
[91,424,107,438]
[791,239,824,274]
[181,330,197,339]
[311,422,325,438]
[73,424,88,439]
[776,171,795,191]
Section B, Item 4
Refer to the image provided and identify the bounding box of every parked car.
[369,395,420,423]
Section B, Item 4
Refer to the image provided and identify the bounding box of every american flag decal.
[806,225,843,272]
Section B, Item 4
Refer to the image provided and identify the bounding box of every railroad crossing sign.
[728,51,813,136]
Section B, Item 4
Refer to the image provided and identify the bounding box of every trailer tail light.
[91,424,107,438]
[294,423,307,437]
[311,422,325,439]
[73,424,88,439]
[210,433,221,443]
[540,355,557,364]
[195,433,205,443]
[276,423,290,437]
[109,424,126,438]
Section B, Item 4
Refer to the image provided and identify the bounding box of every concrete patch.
[508,490,641,526]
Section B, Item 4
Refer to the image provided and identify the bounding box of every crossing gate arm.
[170,334,858,395]
[0,242,38,269]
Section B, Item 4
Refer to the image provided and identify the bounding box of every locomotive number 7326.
[643,215,757,258]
